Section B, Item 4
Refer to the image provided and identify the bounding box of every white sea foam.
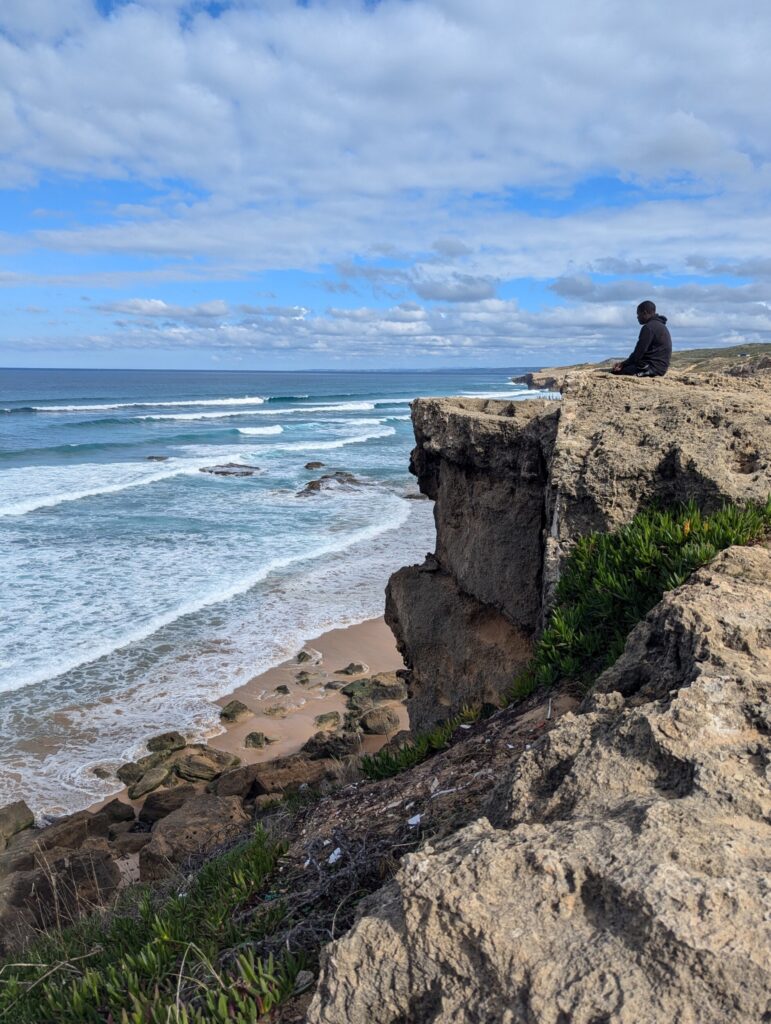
[0,455,255,517]
[0,493,412,697]
[459,389,527,399]
[29,396,266,412]
[273,425,395,451]
[0,499,436,814]
[201,401,381,418]
[236,425,284,436]
[136,409,269,421]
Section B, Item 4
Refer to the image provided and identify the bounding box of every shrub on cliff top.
[0,827,303,1023]
[511,496,771,700]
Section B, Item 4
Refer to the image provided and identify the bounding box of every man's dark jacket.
[621,314,672,375]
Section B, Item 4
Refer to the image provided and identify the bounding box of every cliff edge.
[310,543,771,1024]
[387,371,771,731]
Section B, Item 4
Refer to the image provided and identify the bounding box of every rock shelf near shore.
[0,629,409,954]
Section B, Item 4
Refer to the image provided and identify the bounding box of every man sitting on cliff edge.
[612,300,672,377]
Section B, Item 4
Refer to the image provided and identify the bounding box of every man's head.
[637,300,656,324]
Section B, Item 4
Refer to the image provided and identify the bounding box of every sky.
[1,0,771,370]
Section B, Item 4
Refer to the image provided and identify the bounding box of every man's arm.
[620,324,653,370]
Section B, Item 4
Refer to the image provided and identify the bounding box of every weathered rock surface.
[301,730,362,760]
[386,562,532,729]
[359,707,400,735]
[335,661,368,676]
[244,730,274,748]
[248,754,338,794]
[314,711,341,731]
[139,794,249,881]
[297,471,360,496]
[128,764,170,798]
[139,784,197,825]
[389,372,771,730]
[146,730,186,753]
[209,754,338,799]
[0,801,34,850]
[309,545,771,1023]
[199,462,260,477]
[220,699,251,723]
[340,672,408,712]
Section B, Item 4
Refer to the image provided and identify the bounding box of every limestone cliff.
[310,545,771,1024]
[386,371,771,731]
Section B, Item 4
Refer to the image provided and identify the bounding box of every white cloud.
[97,297,229,318]
[2,1,770,195]
[12,292,771,366]
[2,1,771,363]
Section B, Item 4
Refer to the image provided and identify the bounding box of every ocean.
[1,367,541,815]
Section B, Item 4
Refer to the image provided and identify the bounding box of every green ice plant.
[360,705,480,780]
[0,827,303,1024]
[510,496,771,700]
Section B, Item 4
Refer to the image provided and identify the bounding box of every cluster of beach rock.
[0,654,408,954]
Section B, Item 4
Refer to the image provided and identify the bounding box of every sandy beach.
[90,615,407,813]
[207,615,408,762]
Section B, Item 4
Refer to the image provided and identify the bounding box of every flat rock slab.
[199,463,260,477]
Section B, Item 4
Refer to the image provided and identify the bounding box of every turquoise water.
[1,367,540,814]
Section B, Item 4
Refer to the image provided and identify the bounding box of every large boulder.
[0,801,34,851]
[139,784,197,826]
[128,765,170,799]
[146,731,186,753]
[359,707,400,735]
[250,754,338,794]
[139,795,249,881]
[302,731,362,761]
[219,699,251,723]
[309,546,771,1023]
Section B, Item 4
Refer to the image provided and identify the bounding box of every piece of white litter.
[460,723,472,730]
[525,744,532,750]
[322,839,331,846]
[407,814,422,826]
[328,848,342,865]
[506,744,515,749]
[303,858,311,868]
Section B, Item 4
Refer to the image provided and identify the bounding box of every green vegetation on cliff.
[511,497,771,700]
[0,827,303,1024]
[360,705,480,780]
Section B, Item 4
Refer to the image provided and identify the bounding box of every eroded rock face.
[386,566,531,727]
[408,397,559,628]
[389,372,771,731]
[309,546,771,1024]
